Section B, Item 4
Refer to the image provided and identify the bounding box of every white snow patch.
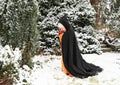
[15,53,120,85]
[1,46,119,85]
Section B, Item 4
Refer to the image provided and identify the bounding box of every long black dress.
[59,16,103,78]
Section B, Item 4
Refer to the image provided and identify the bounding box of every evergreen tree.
[101,0,120,38]
[38,0,100,54]
[75,26,101,54]
[0,0,39,66]
[113,0,120,12]
[110,0,120,37]
[0,0,9,43]
[38,0,61,55]
[108,7,120,38]
[37,0,101,54]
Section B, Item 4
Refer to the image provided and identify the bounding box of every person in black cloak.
[58,15,103,78]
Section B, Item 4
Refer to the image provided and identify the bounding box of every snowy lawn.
[17,52,120,85]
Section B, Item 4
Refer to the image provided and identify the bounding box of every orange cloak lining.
[58,33,73,77]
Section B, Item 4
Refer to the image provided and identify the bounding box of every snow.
[0,45,21,67]
[75,26,101,54]
[16,53,120,85]
[0,45,120,85]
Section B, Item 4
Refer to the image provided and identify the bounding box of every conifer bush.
[0,0,39,66]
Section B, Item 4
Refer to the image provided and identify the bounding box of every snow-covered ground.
[16,52,120,85]
[0,45,120,85]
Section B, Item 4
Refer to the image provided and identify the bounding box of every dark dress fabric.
[59,16,103,78]
[62,29,103,78]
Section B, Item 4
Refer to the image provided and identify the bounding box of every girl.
[58,15,103,78]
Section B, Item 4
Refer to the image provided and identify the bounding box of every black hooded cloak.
[59,16,103,78]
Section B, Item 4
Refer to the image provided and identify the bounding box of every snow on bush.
[105,7,120,38]
[0,0,5,15]
[0,45,21,83]
[110,8,120,37]
[75,26,102,54]
[0,45,34,84]
[38,0,99,54]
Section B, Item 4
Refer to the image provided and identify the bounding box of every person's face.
[58,23,66,32]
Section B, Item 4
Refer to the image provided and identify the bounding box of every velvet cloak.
[62,29,103,78]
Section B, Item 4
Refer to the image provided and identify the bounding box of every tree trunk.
[21,37,31,67]
[90,0,102,29]
[0,77,13,85]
